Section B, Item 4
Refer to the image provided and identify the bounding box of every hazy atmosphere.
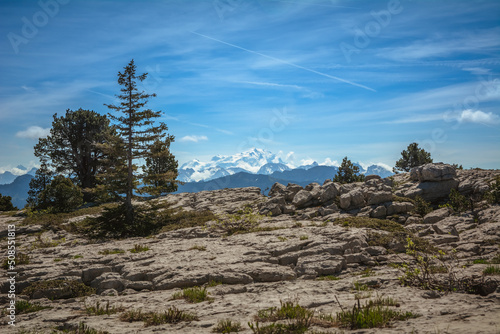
[1,0,500,173]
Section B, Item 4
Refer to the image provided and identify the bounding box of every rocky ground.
[1,163,500,334]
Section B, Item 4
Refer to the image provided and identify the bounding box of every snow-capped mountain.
[178,148,393,182]
[178,148,291,182]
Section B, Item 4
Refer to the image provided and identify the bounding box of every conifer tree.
[27,160,53,209]
[333,156,365,183]
[103,59,178,224]
[394,142,433,173]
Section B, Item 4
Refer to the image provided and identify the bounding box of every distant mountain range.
[0,148,394,208]
[175,148,394,195]
[178,148,393,183]
[0,165,37,185]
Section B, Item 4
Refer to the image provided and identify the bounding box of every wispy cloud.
[455,109,500,125]
[189,31,376,92]
[15,126,50,140]
[179,135,208,143]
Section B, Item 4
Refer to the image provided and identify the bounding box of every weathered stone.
[344,251,372,264]
[350,189,366,209]
[319,182,339,204]
[410,163,456,182]
[82,266,113,284]
[268,182,286,198]
[423,207,453,224]
[292,190,313,208]
[339,193,351,210]
[365,174,381,182]
[366,191,392,206]
[386,202,414,215]
[295,254,346,277]
[370,205,387,218]
[318,204,339,216]
[285,183,303,202]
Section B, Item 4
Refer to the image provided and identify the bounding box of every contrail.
[189,31,376,92]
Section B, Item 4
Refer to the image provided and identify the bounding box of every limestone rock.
[292,190,313,208]
[423,207,453,224]
[410,163,456,182]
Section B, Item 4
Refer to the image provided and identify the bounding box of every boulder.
[365,174,381,182]
[370,205,387,218]
[285,183,303,202]
[423,207,452,224]
[292,190,313,208]
[366,191,393,205]
[405,179,459,202]
[268,182,286,198]
[295,254,346,277]
[319,182,339,204]
[386,202,414,215]
[410,163,456,182]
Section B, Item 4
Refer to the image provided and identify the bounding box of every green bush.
[333,157,365,184]
[39,175,84,213]
[484,176,500,204]
[393,142,432,173]
[413,196,432,216]
[0,193,17,211]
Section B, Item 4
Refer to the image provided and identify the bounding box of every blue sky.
[1,0,499,174]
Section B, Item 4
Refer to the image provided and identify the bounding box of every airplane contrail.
[189,31,376,92]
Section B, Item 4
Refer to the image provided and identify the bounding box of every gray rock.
[285,183,303,202]
[268,182,286,198]
[366,191,392,206]
[339,193,351,210]
[370,205,387,218]
[386,202,414,215]
[423,207,453,224]
[365,175,381,182]
[319,182,339,204]
[295,254,346,277]
[82,266,113,284]
[292,190,313,208]
[410,163,456,182]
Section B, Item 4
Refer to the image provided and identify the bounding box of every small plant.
[446,189,471,213]
[189,244,207,251]
[473,259,489,264]
[129,244,150,253]
[360,268,375,277]
[213,319,243,333]
[120,306,198,326]
[31,235,65,249]
[413,196,432,216]
[277,236,288,242]
[15,300,51,314]
[212,207,267,236]
[22,279,95,299]
[299,235,309,240]
[2,253,30,269]
[85,300,124,316]
[316,275,341,281]
[484,175,500,204]
[73,254,83,259]
[250,300,314,333]
[336,299,419,329]
[207,280,222,287]
[172,286,213,303]
[54,258,62,262]
[483,265,500,276]
[98,248,125,255]
[64,322,109,334]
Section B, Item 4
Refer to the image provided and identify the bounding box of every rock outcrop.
[0,163,499,334]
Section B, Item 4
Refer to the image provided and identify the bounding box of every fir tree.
[333,157,365,184]
[103,59,178,224]
[27,160,53,209]
[394,142,433,173]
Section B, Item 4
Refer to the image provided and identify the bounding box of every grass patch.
[207,280,222,287]
[98,248,125,255]
[120,306,198,326]
[483,265,500,276]
[2,252,29,269]
[316,275,341,281]
[159,208,217,233]
[250,301,314,334]
[277,236,288,242]
[85,300,124,316]
[171,286,214,303]
[336,299,419,329]
[368,231,437,254]
[73,254,83,259]
[299,235,309,240]
[129,244,150,253]
[211,206,272,236]
[473,259,489,264]
[333,217,405,233]
[31,235,65,249]
[22,279,95,299]
[15,300,51,314]
[212,319,243,333]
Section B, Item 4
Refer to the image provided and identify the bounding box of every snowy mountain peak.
[178,148,394,182]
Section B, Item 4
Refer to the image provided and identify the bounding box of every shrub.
[213,319,243,333]
[0,193,17,211]
[39,175,84,213]
[250,300,314,334]
[120,306,198,326]
[22,280,95,299]
[393,142,432,173]
[447,188,470,213]
[413,196,432,216]
[484,175,500,204]
[15,300,51,314]
[171,286,213,303]
[129,244,150,253]
[336,299,419,329]
[333,157,365,184]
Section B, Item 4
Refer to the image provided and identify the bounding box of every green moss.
[171,286,213,303]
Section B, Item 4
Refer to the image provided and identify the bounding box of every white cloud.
[179,135,208,143]
[321,158,339,167]
[15,126,50,140]
[457,109,500,125]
